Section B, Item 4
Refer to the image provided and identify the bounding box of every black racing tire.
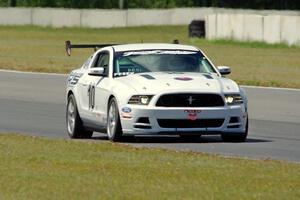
[221,118,248,142]
[66,94,93,139]
[107,97,123,142]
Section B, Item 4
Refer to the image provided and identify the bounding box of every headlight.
[128,95,153,105]
[224,94,243,105]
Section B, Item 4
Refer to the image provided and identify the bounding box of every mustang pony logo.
[187,96,195,105]
[184,110,201,121]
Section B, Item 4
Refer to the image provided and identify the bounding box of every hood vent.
[140,74,155,80]
[203,74,214,79]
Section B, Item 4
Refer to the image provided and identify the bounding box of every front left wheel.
[107,97,123,142]
[66,94,93,139]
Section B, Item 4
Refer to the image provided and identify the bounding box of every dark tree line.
[1,0,300,10]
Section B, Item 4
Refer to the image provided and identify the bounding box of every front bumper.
[120,104,248,135]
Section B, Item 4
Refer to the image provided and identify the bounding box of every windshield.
[113,50,217,77]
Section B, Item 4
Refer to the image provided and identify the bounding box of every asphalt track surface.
[0,70,299,162]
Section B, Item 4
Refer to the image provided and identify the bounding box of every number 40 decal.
[88,84,95,109]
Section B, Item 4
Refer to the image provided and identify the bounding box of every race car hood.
[116,72,240,94]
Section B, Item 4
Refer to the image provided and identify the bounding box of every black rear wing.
[65,39,180,56]
[65,40,120,56]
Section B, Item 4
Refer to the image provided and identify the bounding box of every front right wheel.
[107,97,123,142]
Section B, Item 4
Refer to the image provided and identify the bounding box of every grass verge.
[0,25,300,88]
[0,133,299,200]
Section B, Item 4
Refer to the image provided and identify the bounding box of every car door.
[88,50,112,127]
[76,56,95,120]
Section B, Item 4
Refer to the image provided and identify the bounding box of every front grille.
[157,119,224,128]
[136,117,150,124]
[229,117,239,123]
[134,125,152,129]
[156,93,224,107]
[227,125,240,129]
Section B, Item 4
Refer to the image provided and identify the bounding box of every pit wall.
[206,13,300,46]
[0,7,214,27]
[0,7,299,45]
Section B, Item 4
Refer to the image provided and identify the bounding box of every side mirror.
[88,67,104,76]
[217,66,231,75]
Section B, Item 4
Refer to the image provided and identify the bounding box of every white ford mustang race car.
[65,41,248,142]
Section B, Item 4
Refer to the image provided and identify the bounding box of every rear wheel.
[66,94,93,139]
[221,118,248,142]
[107,97,123,142]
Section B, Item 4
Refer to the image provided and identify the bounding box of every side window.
[96,54,109,68]
[92,52,109,75]
[199,58,215,73]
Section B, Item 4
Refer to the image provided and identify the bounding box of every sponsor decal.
[68,72,83,85]
[174,77,193,81]
[184,110,201,121]
[122,107,132,113]
[114,72,134,77]
[123,50,197,57]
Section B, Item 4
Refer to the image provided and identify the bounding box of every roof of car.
[111,43,199,52]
